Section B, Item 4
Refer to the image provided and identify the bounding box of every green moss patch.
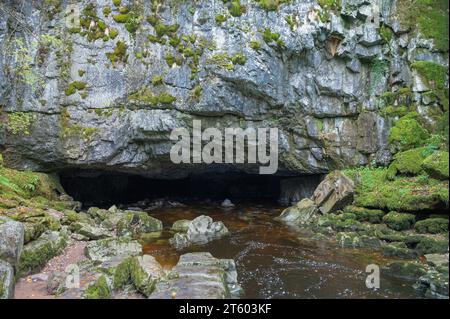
[83,275,111,299]
[382,212,415,231]
[387,147,428,179]
[422,151,449,180]
[389,113,430,152]
[415,218,448,234]
[106,41,128,65]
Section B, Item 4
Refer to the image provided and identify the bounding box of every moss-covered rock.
[415,218,449,234]
[422,151,449,180]
[116,211,162,237]
[344,168,448,212]
[388,113,430,152]
[336,232,382,249]
[83,275,111,299]
[382,212,415,231]
[386,147,428,179]
[0,260,14,299]
[113,255,163,297]
[342,205,386,223]
[415,237,448,255]
[18,230,68,276]
[382,261,427,280]
[382,242,417,259]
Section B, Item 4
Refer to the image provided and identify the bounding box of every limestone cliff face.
[0,0,447,177]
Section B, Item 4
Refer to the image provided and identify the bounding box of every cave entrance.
[59,169,323,208]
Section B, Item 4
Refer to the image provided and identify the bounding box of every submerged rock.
[171,219,191,232]
[149,252,242,299]
[0,217,24,267]
[85,238,142,262]
[221,199,235,208]
[169,216,229,249]
[277,198,318,225]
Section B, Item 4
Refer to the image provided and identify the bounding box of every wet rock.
[171,219,191,232]
[336,232,382,249]
[169,216,229,249]
[116,211,163,237]
[415,268,449,299]
[221,199,235,208]
[0,260,14,299]
[277,198,318,225]
[18,230,68,276]
[382,242,417,259]
[85,238,142,262]
[313,171,355,214]
[382,261,427,281]
[425,254,449,268]
[149,252,242,299]
[0,216,24,267]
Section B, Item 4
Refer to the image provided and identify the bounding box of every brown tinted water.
[141,201,420,299]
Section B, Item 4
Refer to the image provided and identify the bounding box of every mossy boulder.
[345,168,448,212]
[382,212,415,231]
[382,242,417,259]
[382,261,427,280]
[386,147,428,179]
[70,222,112,240]
[171,219,191,232]
[422,151,449,180]
[336,232,382,249]
[342,205,386,223]
[82,275,111,299]
[415,237,448,255]
[113,255,164,297]
[18,230,68,276]
[116,211,163,237]
[388,113,429,152]
[415,218,449,234]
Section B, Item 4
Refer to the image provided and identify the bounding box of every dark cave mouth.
[59,169,324,208]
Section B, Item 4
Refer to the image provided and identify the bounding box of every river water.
[140,201,419,299]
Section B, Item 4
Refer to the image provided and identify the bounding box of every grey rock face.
[0,0,431,177]
[0,217,24,267]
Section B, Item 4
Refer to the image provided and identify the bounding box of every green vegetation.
[250,40,262,51]
[262,28,280,43]
[388,113,430,152]
[415,218,448,234]
[422,151,449,180]
[128,87,176,106]
[386,147,428,179]
[207,53,247,70]
[227,0,247,17]
[151,75,164,86]
[64,81,87,96]
[216,14,229,24]
[343,167,448,212]
[342,205,386,224]
[6,112,34,135]
[379,25,393,43]
[84,276,111,299]
[106,41,128,65]
[397,0,449,51]
[382,212,415,231]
